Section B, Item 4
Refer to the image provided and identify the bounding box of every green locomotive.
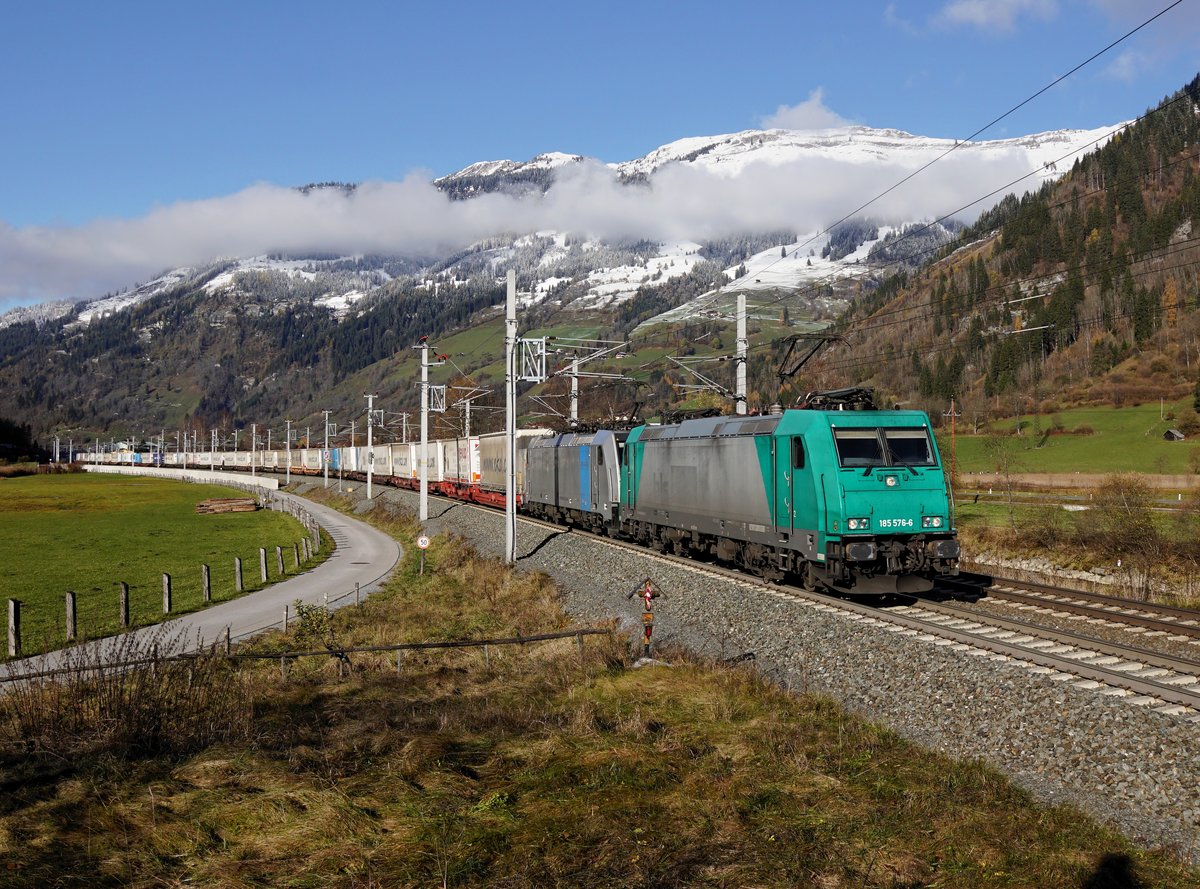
[620,401,959,594]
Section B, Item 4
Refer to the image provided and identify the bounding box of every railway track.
[359,477,1200,859]
[279,477,1200,719]
[951,570,1200,639]
[494,508,1200,717]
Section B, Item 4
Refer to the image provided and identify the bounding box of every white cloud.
[0,140,1077,312]
[883,3,919,34]
[760,88,852,131]
[1102,49,1145,82]
[935,0,1058,33]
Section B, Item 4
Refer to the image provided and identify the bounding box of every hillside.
[817,75,1200,431]
[0,117,1139,448]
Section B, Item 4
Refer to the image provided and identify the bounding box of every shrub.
[0,627,250,763]
[1175,407,1200,436]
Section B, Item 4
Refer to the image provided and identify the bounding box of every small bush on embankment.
[958,473,1200,606]
[0,491,1194,887]
[0,627,251,766]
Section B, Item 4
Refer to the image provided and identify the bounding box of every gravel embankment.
[331,485,1200,862]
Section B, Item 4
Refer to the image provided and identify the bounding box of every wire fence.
[0,628,612,684]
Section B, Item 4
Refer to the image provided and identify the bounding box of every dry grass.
[0,626,251,765]
[0,490,1195,887]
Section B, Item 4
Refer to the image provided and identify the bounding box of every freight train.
[94,403,959,594]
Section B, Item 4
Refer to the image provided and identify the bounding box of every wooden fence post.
[235,557,244,592]
[293,543,300,570]
[119,582,129,628]
[224,625,231,655]
[259,548,268,583]
[355,582,360,607]
[65,591,77,642]
[7,599,20,658]
[302,537,311,561]
[162,573,172,614]
[282,604,289,632]
[201,563,211,603]
[276,546,284,576]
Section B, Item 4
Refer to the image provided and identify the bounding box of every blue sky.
[1,0,1198,307]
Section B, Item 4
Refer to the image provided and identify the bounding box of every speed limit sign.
[417,535,431,549]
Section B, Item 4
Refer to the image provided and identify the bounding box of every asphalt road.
[2,483,402,680]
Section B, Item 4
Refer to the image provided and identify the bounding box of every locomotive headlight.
[847,517,870,531]
[885,476,897,487]
[922,516,943,529]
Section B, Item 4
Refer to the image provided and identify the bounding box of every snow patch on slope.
[614,124,1120,181]
[72,268,196,326]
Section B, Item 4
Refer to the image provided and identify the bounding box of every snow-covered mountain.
[612,124,1115,180]
[0,122,1122,332]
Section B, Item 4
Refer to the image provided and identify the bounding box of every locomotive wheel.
[800,563,819,592]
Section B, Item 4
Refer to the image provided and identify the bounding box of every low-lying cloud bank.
[0,144,1062,311]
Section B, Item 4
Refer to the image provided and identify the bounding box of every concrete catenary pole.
[251,423,257,479]
[736,290,748,415]
[419,341,430,523]
[366,393,375,501]
[505,269,518,565]
[322,410,331,488]
[285,419,292,485]
[570,356,579,425]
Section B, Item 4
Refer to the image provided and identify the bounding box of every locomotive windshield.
[834,427,936,468]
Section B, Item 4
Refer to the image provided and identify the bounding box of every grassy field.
[0,492,1193,887]
[0,474,319,657]
[948,400,1198,475]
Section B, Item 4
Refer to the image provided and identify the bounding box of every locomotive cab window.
[834,427,936,468]
[884,428,935,466]
[833,429,884,467]
[791,437,805,469]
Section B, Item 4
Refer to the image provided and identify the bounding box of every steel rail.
[957,570,1200,622]
[902,598,1200,677]
[948,574,1200,639]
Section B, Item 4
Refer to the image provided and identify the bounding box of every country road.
[2,469,402,680]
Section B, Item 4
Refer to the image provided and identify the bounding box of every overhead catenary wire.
[681,89,1196,331]
[672,1,1188,324]
[616,92,1200,391]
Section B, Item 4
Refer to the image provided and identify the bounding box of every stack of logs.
[195,497,259,515]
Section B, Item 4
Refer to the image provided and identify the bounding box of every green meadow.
[947,400,1198,475]
[0,474,318,658]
